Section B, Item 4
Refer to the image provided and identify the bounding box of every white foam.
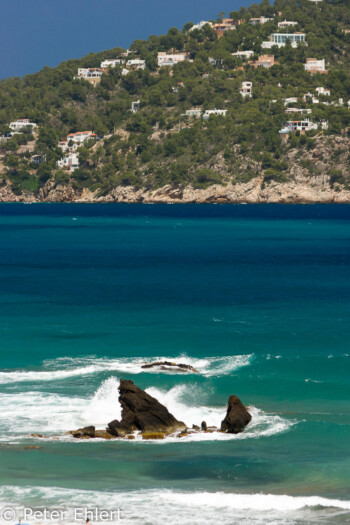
[0,486,349,525]
[0,378,293,443]
[0,354,253,384]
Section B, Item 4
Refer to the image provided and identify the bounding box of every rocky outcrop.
[141,361,199,373]
[221,396,252,434]
[71,426,96,438]
[112,379,187,433]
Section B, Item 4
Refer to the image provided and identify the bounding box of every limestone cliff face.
[1,175,349,204]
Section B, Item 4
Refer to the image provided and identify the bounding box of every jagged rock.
[201,421,207,431]
[141,361,199,374]
[142,432,166,440]
[71,426,96,438]
[107,420,129,438]
[221,396,252,434]
[192,424,200,430]
[113,379,187,433]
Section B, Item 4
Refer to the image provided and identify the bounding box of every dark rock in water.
[141,361,200,374]
[221,396,252,434]
[30,433,44,438]
[142,432,165,440]
[201,421,207,431]
[192,424,200,430]
[114,379,187,433]
[107,420,129,438]
[72,426,95,438]
[94,430,114,440]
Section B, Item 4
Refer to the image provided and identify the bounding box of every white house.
[157,52,190,67]
[9,119,37,132]
[278,20,298,28]
[66,131,96,145]
[249,17,273,25]
[316,87,331,96]
[303,92,319,104]
[57,152,80,172]
[240,81,253,98]
[77,68,104,79]
[231,50,254,59]
[131,100,140,113]
[283,97,299,106]
[304,58,327,74]
[279,118,327,134]
[262,32,306,48]
[100,59,124,68]
[285,108,312,114]
[203,109,227,119]
[185,109,202,118]
[126,59,146,71]
[189,21,213,31]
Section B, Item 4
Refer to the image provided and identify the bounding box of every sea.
[0,203,349,525]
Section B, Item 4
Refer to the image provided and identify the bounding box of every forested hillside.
[0,0,350,202]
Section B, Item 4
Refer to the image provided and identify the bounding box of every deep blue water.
[0,204,349,524]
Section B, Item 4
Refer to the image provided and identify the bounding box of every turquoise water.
[0,204,349,524]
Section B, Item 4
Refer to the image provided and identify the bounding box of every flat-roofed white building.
[316,87,331,96]
[262,32,306,48]
[131,100,140,113]
[67,131,96,145]
[157,52,190,67]
[249,17,273,25]
[184,109,202,118]
[231,50,254,59]
[279,118,327,134]
[285,108,312,114]
[304,58,327,74]
[189,21,213,31]
[203,109,227,119]
[126,59,146,71]
[9,119,37,131]
[283,97,299,105]
[278,20,298,28]
[57,152,80,172]
[100,59,124,68]
[240,81,253,98]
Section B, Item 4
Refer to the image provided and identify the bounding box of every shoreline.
[1,177,350,204]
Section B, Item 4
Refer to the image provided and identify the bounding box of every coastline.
[1,175,350,204]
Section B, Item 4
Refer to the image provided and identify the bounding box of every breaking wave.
[0,377,293,443]
[0,486,349,525]
[0,354,253,384]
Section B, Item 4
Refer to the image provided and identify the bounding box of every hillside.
[0,0,350,203]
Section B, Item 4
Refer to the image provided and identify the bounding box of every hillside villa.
[249,17,273,25]
[57,152,80,172]
[316,87,331,96]
[203,109,227,119]
[189,21,213,31]
[249,54,276,68]
[100,59,124,68]
[278,20,298,28]
[262,32,306,48]
[279,118,328,134]
[240,81,253,97]
[304,58,328,74]
[9,119,37,132]
[76,68,105,86]
[212,19,236,38]
[231,50,254,59]
[157,52,190,67]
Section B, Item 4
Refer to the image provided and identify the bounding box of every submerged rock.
[221,396,251,434]
[141,361,200,374]
[94,430,114,440]
[142,432,166,440]
[113,379,187,433]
